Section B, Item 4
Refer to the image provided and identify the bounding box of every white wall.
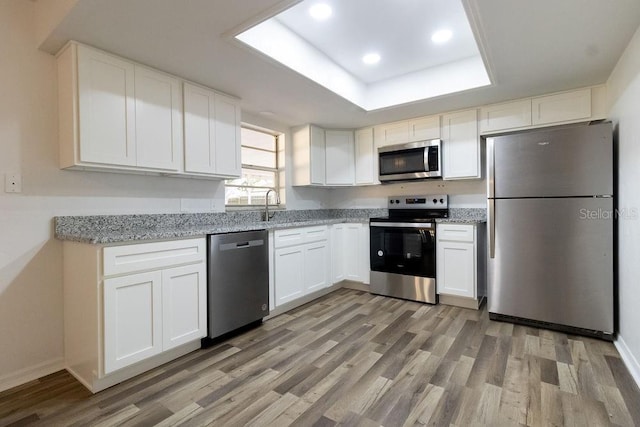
[328,178,486,209]
[607,24,640,387]
[0,0,232,391]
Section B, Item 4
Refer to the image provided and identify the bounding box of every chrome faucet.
[264,188,280,221]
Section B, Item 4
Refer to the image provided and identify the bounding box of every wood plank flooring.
[1,288,639,426]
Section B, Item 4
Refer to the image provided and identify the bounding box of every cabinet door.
[355,128,376,185]
[184,82,216,174]
[134,66,181,171]
[409,115,440,142]
[77,45,136,166]
[360,224,370,284]
[344,224,363,281]
[532,88,591,126]
[274,246,305,306]
[331,224,345,283]
[213,93,241,177]
[305,242,330,293]
[310,125,326,185]
[162,263,207,350]
[103,271,162,374]
[436,241,476,298]
[375,122,409,147]
[325,130,355,185]
[292,125,326,186]
[442,109,480,180]
[480,99,532,134]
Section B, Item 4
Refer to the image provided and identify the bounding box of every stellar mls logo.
[579,208,638,220]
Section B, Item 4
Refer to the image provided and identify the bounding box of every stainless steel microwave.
[378,139,442,182]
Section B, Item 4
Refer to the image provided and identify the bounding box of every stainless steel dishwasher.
[205,229,269,340]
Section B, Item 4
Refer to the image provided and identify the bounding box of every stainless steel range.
[369,195,448,304]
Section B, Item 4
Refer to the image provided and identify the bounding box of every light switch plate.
[5,173,22,193]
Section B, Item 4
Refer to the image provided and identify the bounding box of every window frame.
[225,125,282,208]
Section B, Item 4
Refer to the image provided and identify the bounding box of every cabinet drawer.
[103,238,206,276]
[437,224,475,243]
[275,225,329,248]
[304,226,329,243]
[274,228,305,248]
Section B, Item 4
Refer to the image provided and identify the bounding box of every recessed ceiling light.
[309,3,332,21]
[362,53,381,65]
[431,29,453,44]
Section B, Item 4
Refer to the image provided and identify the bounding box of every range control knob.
[440,198,444,204]
[432,198,438,204]
[395,199,400,204]
[390,200,394,204]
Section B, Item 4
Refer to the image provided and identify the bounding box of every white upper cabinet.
[441,109,481,180]
[57,41,240,178]
[355,127,377,185]
[531,88,591,126]
[182,83,212,174]
[75,44,136,167]
[292,125,326,186]
[62,44,181,172]
[213,94,242,177]
[480,99,532,134]
[183,82,241,178]
[408,115,440,142]
[325,130,355,185]
[375,115,440,148]
[134,66,182,171]
[480,87,602,134]
[374,121,409,147]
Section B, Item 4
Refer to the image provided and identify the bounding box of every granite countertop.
[55,207,486,244]
[55,209,385,244]
[436,208,487,224]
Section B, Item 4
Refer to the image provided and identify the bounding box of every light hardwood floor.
[1,288,639,426]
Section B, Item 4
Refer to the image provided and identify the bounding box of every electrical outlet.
[5,173,22,193]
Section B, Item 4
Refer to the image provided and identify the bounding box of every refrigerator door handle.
[488,198,495,259]
[487,137,495,198]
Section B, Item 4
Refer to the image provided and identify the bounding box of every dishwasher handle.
[219,239,265,251]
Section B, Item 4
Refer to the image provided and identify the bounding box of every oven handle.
[370,222,435,229]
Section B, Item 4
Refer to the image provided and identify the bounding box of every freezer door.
[488,197,614,333]
[490,122,612,198]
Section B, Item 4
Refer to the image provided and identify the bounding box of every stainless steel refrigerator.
[487,121,614,340]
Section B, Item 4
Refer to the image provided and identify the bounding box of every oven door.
[369,222,435,278]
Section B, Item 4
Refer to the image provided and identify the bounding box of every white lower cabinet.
[63,238,207,393]
[436,223,485,308]
[331,223,370,285]
[274,246,306,305]
[331,224,346,283]
[104,271,163,374]
[273,223,369,309]
[161,263,207,350]
[273,226,330,307]
[304,242,331,293]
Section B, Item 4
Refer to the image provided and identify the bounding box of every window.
[225,126,281,206]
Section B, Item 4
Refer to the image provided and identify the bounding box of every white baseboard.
[614,334,640,390]
[0,358,64,393]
